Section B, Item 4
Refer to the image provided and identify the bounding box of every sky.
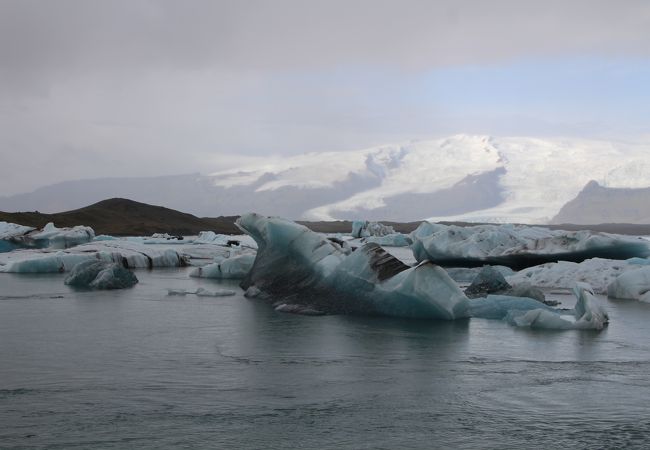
[1,0,650,195]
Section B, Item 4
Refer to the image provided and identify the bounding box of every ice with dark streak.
[236,213,608,329]
[237,213,469,320]
[64,260,138,290]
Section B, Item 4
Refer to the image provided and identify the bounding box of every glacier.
[64,260,138,290]
[410,222,650,269]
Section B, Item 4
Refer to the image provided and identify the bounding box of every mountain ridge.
[2,135,649,224]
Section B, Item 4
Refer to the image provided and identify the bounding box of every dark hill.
[0,198,240,236]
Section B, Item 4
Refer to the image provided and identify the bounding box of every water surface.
[2,269,650,449]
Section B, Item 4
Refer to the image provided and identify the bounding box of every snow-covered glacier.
[410,222,650,269]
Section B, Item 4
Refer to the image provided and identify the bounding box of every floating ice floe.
[0,240,184,273]
[410,222,650,269]
[469,283,608,330]
[505,283,609,330]
[464,265,547,303]
[507,258,638,294]
[237,213,469,320]
[607,267,650,302]
[166,287,236,297]
[351,220,395,238]
[189,253,255,279]
[363,233,412,247]
[64,260,138,289]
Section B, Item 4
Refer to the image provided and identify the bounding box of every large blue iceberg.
[237,213,469,320]
[236,214,609,330]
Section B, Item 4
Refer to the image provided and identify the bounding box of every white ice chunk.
[350,220,395,238]
[28,222,95,249]
[363,233,412,247]
[508,258,636,294]
[607,267,650,302]
[0,240,184,273]
[189,253,255,279]
[506,283,608,330]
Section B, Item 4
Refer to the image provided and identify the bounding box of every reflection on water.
[2,268,650,449]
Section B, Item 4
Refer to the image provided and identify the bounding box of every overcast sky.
[1,0,650,195]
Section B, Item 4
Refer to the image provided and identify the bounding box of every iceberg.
[0,221,36,252]
[363,233,412,247]
[0,240,184,273]
[468,295,556,320]
[193,231,257,249]
[189,253,255,279]
[64,260,138,289]
[235,214,611,329]
[351,220,395,238]
[469,283,608,330]
[166,287,236,297]
[506,283,609,330]
[237,213,469,319]
[464,266,512,298]
[507,258,635,294]
[410,222,650,269]
[607,267,650,302]
[25,222,95,249]
[463,266,547,303]
[0,221,93,252]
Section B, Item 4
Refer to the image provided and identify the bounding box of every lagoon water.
[2,268,650,449]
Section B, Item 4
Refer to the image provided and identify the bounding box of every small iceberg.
[607,267,650,302]
[64,260,138,290]
[351,220,395,238]
[189,253,255,279]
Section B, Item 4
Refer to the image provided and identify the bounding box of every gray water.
[2,269,650,449]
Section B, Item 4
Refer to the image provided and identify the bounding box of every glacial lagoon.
[2,268,650,449]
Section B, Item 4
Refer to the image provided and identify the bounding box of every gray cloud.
[1,0,649,195]
[2,0,650,77]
